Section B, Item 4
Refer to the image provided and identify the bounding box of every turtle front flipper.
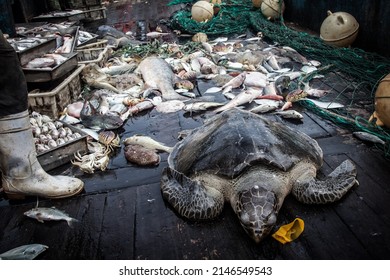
[161,167,224,220]
[292,159,358,204]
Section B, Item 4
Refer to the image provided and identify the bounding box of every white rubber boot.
[0,110,84,199]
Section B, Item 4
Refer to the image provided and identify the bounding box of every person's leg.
[0,29,28,117]
[0,30,84,199]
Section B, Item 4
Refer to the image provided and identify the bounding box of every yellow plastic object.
[272,218,304,244]
[320,10,359,47]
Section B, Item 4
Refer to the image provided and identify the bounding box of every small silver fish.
[146,31,171,38]
[244,71,267,88]
[250,104,278,114]
[204,72,247,94]
[353,132,386,145]
[123,135,173,153]
[155,100,185,113]
[183,101,225,112]
[24,207,79,228]
[273,110,304,120]
[0,244,48,260]
[267,54,280,70]
[214,88,263,113]
[99,63,136,76]
[25,57,55,69]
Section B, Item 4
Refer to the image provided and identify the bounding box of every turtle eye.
[249,221,255,227]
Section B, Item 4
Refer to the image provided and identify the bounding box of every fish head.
[233,185,278,243]
[24,208,39,218]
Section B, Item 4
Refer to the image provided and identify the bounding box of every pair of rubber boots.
[0,110,84,199]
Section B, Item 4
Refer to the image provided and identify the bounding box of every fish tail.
[204,87,222,94]
[67,218,80,228]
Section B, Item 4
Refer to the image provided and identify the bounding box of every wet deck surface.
[1,0,390,260]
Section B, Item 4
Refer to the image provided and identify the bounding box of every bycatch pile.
[66,33,334,124]
[57,32,344,170]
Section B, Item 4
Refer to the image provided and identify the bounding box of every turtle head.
[233,185,278,243]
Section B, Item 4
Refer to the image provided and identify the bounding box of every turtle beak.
[237,211,277,243]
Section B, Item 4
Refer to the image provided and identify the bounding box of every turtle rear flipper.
[292,159,358,204]
[161,167,224,220]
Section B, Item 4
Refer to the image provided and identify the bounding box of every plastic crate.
[67,0,102,9]
[28,64,85,119]
[82,6,106,20]
[37,122,88,171]
[76,39,107,50]
[76,45,111,67]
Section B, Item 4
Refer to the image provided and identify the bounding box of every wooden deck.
[1,0,390,260]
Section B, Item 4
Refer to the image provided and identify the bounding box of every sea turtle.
[161,108,358,243]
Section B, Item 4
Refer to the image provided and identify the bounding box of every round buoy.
[374,74,390,128]
[261,0,285,20]
[252,0,263,8]
[320,10,359,47]
[191,1,214,23]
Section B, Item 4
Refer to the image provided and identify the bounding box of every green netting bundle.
[249,13,390,90]
[169,0,390,90]
[168,0,390,155]
[169,0,254,35]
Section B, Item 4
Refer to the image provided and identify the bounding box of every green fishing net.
[168,0,390,156]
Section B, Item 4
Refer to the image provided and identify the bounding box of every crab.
[71,146,110,174]
[98,131,120,153]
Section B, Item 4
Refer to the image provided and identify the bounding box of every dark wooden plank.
[324,154,390,259]
[134,183,183,260]
[321,151,390,227]
[276,193,369,259]
[97,188,137,259]
[276,111,330,139]
[0,203,39,255]
[317,134,365,156]
[36,193,107,259]
[348,149,390,192]
[80,164,167,193]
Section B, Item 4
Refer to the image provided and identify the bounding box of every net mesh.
[167,0,390,155]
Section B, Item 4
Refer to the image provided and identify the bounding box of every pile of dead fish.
[10,21,98,70]
[7,37,49,52]
[72,34,339,123]
[57,33,349,171]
